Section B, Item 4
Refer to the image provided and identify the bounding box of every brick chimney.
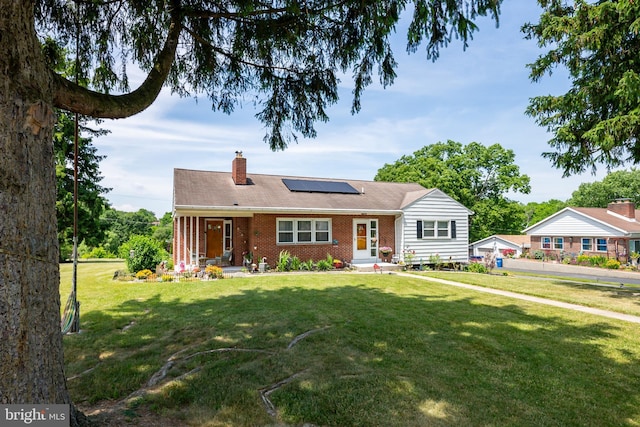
[607,198,636,219]
[232,151,247,185]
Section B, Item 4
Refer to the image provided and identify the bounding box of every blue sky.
[93,2,610,218]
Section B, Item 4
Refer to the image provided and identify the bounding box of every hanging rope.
[61,291,77,334]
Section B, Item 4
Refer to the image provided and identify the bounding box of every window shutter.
[451,221,457,239]
[417,220,422,239]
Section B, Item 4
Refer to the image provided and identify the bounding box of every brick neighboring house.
[172,153,472,268]
[523,199,640,262]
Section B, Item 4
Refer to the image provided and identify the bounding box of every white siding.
[470,237,523,257]
[527,210,625,237]
[401,190,470,263]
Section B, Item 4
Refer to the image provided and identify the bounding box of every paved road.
[397,272,640,324]
[501,265,640,286]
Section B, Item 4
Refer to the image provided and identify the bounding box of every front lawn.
[61,262,640,426]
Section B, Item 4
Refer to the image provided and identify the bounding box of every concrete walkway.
[396,272,640,324]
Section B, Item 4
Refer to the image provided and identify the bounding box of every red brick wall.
[175,213,398,267]
[529,235,627,260]
[232,156,247,185]
[243,213,397,265]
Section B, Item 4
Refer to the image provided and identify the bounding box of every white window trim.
[422,219,452,239]
[541,237,551,249]
[277,218,332,244]
[595,238,608,252]
[553,237,564,250]
[581,238,592,251]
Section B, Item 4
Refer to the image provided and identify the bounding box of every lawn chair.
[220,249,233,267]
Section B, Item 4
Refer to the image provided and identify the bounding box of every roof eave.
[173,205,404,217]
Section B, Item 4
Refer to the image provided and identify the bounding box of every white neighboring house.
[398,189,473,264]
[469,234,531,259]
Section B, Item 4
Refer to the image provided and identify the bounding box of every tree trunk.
[0,2,84,425]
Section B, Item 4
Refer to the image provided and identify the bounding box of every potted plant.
[379,246,392,261]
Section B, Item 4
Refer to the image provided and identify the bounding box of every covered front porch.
[173,214,252,269]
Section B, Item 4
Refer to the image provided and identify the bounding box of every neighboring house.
[469,234,531,258]
[172,153,472,267]
[523,199,640,262]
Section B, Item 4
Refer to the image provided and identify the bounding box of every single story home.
[469,234,531,259]
[523,199,640,262]
[172,152,472,268]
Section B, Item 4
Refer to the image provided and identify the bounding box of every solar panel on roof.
[282,178,360,194]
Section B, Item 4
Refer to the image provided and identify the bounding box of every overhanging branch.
[51,9,182,118]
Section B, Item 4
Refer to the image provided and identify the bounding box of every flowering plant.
[379,246,393,254]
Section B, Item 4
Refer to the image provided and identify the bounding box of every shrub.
[120,235,167,273]
[290,256,302,271]
[589,255,607,267]
[533,250,545,260]
[429,253,442,269]
[205,265,224,279]
[161,274,174,282]
[316,259,333,271]
[325,253,334,264]
[605,259,621,269]
[83,246,116,259]
[502,248,516,258]
[135,269,153,279]
[576,254,590,265]
[301,259,315,271]
[59,242,73,262]
[276,250,292,272]
[466,262,487,274]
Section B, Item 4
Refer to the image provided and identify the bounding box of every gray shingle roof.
[173,168,432,212]
[572,207,640,233]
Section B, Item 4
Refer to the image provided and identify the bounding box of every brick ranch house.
[172,153,472,268]
[523,199,640,262]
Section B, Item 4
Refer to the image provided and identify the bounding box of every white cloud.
[89,1,609,217]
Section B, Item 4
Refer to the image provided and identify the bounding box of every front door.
[206,220,224,258]
[353,219,378,261]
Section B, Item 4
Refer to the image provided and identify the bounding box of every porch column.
[183,216,188,264]
[196,216,200,262]
[175,215,181,264]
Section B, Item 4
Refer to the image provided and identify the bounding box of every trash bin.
[496,258,503,268]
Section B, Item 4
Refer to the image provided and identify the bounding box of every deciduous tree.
[375,141,531,241]
[523,199,567,228]
[568,169,640,207]
[0,1,501,423]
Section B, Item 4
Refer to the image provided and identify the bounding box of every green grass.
[61,262,640,426]
[423,270,640,317]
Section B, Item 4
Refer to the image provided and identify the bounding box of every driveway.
[501,258,640,286]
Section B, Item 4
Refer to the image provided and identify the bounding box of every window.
[581,238,592,251]
[630,240,640,254]
[596,238,607,252]
[277,218,331,244]
[420,220,453,239]
[315,220,330,242]
[541,237,551,249]
[553,237,564,250]
[297,220,312,242]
